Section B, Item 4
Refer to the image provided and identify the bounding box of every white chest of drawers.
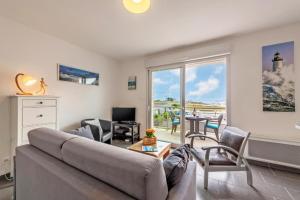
[10,96,59,155]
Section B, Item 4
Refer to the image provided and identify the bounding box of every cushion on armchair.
[81,118,112,143]
[172,119,180,125]
[68,126,94,140]
[207,123,219,129]
[191,148,235,166]
[219,127,246,154]
[85,119,104,141]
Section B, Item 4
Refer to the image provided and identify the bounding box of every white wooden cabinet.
[10,96,59,161]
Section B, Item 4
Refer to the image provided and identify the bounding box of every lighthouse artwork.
[262,41,295,112]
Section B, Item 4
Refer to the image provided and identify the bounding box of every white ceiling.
[0,0,300,60]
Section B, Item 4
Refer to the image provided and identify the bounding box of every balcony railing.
[152,106,226,130]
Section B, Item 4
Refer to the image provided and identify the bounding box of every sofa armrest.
[99,119,111,132]
[167,161,197,200]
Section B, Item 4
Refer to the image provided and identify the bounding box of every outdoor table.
[185,115,211,137]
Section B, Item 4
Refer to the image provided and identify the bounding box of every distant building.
[272,52,283,72]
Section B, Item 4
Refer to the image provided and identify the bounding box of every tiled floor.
[1,160,299,200]
[0,187,12,200]
[1,164,299,200]
[196,164,300,200]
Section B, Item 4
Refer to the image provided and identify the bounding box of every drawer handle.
[37,114,43,118]
[38,101,44,104]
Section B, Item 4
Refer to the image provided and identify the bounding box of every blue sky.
[262,41,294,71]
[152,62,226,104]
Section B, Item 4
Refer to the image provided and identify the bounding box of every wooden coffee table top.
[128,140,171,159]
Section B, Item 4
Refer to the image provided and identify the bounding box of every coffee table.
[128,140,171,160]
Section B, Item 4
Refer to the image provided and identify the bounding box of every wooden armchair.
[189,126,253,189]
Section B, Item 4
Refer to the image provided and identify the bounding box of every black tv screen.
[112,107,136,122]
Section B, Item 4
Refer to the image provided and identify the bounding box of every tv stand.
[112,122,140,144]
[120,121,137,125]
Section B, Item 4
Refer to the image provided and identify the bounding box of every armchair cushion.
[191,148,235,166]
[172,119,180,125]
[207,123,219,129]
[219,127,245,153]
[68,125,94,140]
[81,118,113,143]
[81,119,103,142]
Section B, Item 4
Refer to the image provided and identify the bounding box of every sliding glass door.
[184,59,227,145]
[149,67,184,145]
[148,57,227,146]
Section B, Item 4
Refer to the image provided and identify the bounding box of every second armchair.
[81,118,113,144]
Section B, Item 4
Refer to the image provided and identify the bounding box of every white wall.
[117,59,148,134]
[117,22,300,144]
[0,16,119,174]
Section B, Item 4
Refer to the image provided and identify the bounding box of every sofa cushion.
[28,128,78,160]
[61,137,168,200]
[163,144,191,189]
[16,145,135,200]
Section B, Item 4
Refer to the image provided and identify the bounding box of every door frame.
[146,54,230,145]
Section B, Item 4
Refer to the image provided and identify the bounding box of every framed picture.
[128,76,137,90]
[262,41,295,112]
[58,64,99,86]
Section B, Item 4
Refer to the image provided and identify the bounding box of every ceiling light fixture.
[123,0,151,14]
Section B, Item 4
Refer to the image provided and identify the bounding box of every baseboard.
[247,158,300,174]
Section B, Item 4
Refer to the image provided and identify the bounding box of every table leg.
[186,120,195,137]
[195,120,200,134]
[112,124,115,139]
[137,125,140,140]
[163,149,170,160]
[131,126,134,144]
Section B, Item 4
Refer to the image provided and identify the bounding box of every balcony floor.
[155,127,218,147]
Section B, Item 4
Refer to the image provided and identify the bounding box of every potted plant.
[143,128,157,145]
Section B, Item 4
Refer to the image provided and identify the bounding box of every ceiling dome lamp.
[123,0,151,14]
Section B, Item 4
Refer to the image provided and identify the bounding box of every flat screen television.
[112,107,136,122]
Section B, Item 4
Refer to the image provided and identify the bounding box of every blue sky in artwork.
[152,62,226,104]
[59,64,99,78]
[262,41,294,71]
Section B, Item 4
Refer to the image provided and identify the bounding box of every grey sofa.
[15,128,196,200]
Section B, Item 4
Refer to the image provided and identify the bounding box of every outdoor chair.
[188,126,253,189]
[204,114,223,140]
